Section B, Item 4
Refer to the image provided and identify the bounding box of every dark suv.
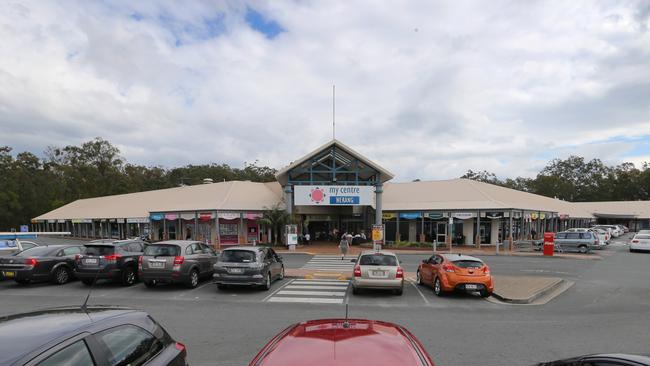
[75,239,147,286]
[0,306,187,366]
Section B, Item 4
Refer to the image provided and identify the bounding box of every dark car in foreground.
[213,246,284,290]
[249,318,435,366]
[0,244,82,285]
[139,240,219,288]
[536,353,650,365]
[0,306,187,366]
[75,238,147,286]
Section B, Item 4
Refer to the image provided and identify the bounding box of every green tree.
[258,203,291,246]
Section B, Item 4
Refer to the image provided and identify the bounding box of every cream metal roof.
[573,201,650,219]
[35,178,610,221]
[275,139,395,185]
[382,179,594,218]
[33,181,283,221]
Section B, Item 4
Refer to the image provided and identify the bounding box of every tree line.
[460,156,650,202]
[0,138,277,231]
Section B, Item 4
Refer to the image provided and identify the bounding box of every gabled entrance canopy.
[275,139,394,186]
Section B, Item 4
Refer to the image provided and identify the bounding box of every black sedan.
[0,244,82,285]
[0,306,188,366]
[537,353,650,365]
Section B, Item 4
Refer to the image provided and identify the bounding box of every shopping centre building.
[32,140,650,247]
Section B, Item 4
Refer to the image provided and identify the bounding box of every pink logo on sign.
[309,187,326,204]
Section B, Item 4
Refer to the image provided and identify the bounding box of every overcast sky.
[1,1,649,181]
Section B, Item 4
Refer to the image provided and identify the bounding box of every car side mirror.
[350,259,357,263]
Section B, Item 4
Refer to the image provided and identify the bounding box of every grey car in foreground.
[536,353,650,365]
[0,306,187,366]
[139,240,218,288]
[213,246,284,290]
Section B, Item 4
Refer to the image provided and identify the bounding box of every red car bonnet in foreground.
[249,319,435,366]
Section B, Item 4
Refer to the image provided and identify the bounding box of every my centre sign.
[294,185,375,206]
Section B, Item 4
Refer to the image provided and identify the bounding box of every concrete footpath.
[284,269,570,304]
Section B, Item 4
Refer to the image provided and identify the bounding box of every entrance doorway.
[436,222,447,243]
[309,221,333,242]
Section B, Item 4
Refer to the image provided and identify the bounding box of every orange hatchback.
[416,253,493,297]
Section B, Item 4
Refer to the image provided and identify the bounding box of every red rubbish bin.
[543,232,555,256]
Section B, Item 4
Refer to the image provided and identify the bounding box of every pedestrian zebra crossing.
[266,279,350,304]
[301,255,356,272]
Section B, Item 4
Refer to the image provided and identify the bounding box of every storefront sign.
[218,212,240,220]
[199,213,214,221]
[306,215,334,221]
[425,212,444,219]
[150,213,164,221]
[179,213,195,220]
[540,213,546,220]
[485,212,503,219]
[126,218,149,223]
[531,213,539,220]
[47,220,57,224]
[294,185,374,206]
[382,213,396,220]
[245,212,263,220]
[399,212,422,220]
[164,214,177,221]
[559,214,569,219]
[115,219,125,224]
[452,212,475,220]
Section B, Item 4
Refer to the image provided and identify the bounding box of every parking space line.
[267,297,343,304]
[276,290,345,297]
[285,285,347,290]
[261,279,294,302]
[410,281,431,305]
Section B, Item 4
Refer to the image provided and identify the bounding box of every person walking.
[304,232,310,246]
[338,235,349,260]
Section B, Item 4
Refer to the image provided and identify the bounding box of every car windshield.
[452,260,484,268]
[83,245,115,256]
[220,250,257,263]
[144,244,180,257]
[14,246,58,257]
[359,254,397,266]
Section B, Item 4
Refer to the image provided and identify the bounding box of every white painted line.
[276,290,346,296]
[267,297,344,304]
[410,281,430,305]
[286,285,349,290]
[262,279,294,302]
[292,281,349,286]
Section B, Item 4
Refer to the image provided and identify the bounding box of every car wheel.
[81,278,95,286]
[122,266,136,286]
[186,269,199,289]
[262,272,271,291]
[416,270,422,286]
[279,266,285,280]
[433,277,444,297]
[53,267,71,285]
[394,287,403,296]
[480,289,491,298]
[144,280,156,288]
[578,245,588,254]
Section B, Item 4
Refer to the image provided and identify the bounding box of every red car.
[249,318,435,366]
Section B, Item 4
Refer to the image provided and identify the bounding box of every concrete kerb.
[491,276,565,304]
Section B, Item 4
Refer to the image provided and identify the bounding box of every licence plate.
[3,271,15,278]
[465,284,478,290]
[149,261,165,268]
[372,271,386,277]
[84,258,98,265]
[229,268,244,274]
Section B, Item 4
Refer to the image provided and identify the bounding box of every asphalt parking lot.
[1,235,648,366]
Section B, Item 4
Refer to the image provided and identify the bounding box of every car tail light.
[482,265,490,275]
[442,263,455,272]
[396,266,404,278]
[174,342,187,358]
[138,255,143,270]
[174,256,184,265]
[24,258,38,267]
[632,240,639,243]
[104,254,122,263]
[75,254,82,261]
[353,265,361,277]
